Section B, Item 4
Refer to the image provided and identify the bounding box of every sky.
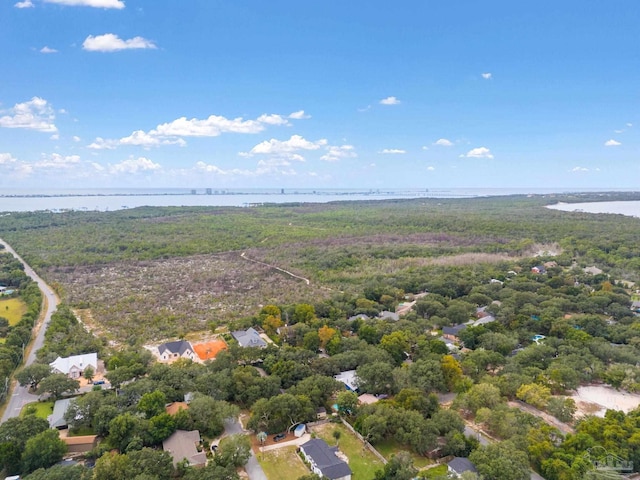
[0,1,639,190]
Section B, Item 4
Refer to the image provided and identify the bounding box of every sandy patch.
[572,385,640,418]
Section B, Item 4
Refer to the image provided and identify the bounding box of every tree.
[262,315,283,338]
[36,373,79,400]
[460,383,502,413]
[247,394,314,433]
[188,395,238,437]
[16,364,52,391]
[182,463,239,480]
[23,464,92,480]
[546,397,577,423]
[138,390,167,419]
[127,448,174,480]
[332,429,341,446]
[469,441,530,480]
[83,365,94,383]
[441,355,463,391]
[356,362,396,395]
[318,325,338,349]
[335,391,358,416]
[374,451,417,480]
[293,304,315,324]
[289,375,343,409]
[516,383,551,410]
[22,429,67,474]
[215,434,251,468]
[380,331,409,365]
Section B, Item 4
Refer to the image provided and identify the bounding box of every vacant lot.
[314,423,384,479]
[0,297,27,326]
[258,445,309,480]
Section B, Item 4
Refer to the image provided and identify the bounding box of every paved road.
[224,417,267,480]
[0,238,60,422]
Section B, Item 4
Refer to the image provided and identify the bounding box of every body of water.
[548,201,640,219]
[0,187,636,213]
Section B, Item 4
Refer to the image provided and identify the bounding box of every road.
[224,417,267,480]
[0,238,60,422]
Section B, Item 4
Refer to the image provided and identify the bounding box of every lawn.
[20,401,53,419]
[0,298,27,326]
[257,446,309,480]
[375,438,433,468]
[420,464,449,478]
[314,423,384,480]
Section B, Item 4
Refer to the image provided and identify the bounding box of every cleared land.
[0,297,27,326]
[257,445,309,480]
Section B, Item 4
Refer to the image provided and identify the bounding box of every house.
[584,265,603,275]
[347,314,369,322]
[448,457,477,478]
[531,266,546,274]
[442,324,467,342]
[316,407,327,420]
[437,336,458,352]
[50,353,98,379]
[631,301,640,313]
[163,430,207,467]
[334,370,359,392]
[231,327,267,348]
[378,311,399,322]
[61,433,98,454]
[158,340,197,362]
[48,398,75,429]
[299,438,352,480]
[166,402,189,416]
[357,393,379,405]
[472,315,496,327]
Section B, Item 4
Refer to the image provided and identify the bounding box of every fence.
[339,417,388,464]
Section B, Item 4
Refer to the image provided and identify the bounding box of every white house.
[50,353,98,379]
[158,340,197,362]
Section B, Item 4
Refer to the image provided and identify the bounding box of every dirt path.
[508,400,575,435]
[240,252,310,285]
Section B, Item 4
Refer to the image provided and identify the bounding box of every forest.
[2,193,640,479]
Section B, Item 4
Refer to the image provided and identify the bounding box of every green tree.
[546,397,576,423]
[356,361,396,395]
[516,383,551,410]
[374,451,417,480]
[138,390,167,419]
[469,441,530,480]
[188,395,239,437]
[379,331,409,365]
[22,429,67,474]
[83,365,94,383]
[16,363,52,391]
[36,373,79,400]
[215,434,251,468]
[293,304,316,324]
[335,391,358,416]
[23,464,92,480]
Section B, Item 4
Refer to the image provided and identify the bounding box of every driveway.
[0,238,60,422]
[224,417,267,480]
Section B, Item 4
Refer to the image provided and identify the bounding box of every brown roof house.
[163,430,207,467]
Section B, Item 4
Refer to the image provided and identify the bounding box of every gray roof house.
[163,430,207,467]
[442,324,467,340]
[48,398,75,429]
[378,311,400,321]
[231,327,267,348]
[158,340,196,362]
[448,457,477,477]
[300,438,352,480]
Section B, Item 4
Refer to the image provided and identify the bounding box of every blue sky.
[1,1,638,189]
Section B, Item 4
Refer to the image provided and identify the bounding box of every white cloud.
[614,129,624,134]
[604,139,621,146]
[0,97,57,132]
[35,153,80,169]
[481,73,492,80]
[464,147,494,159]
[44,0,124,8]
[379,149,406,154]
[72,135,81,142]
[626,123,633,127]
[50,134,60,140]
[82,34,156,52]
[194,161,285,177]
[421,146,429,151]
[153,115,263,137]
[40,46,58,54]
[87,137,117,150]
[320,145,356,162]
[109,156,161,174]
[288,110,310,120]
[380,96,400,105]
[118,130,186,148]
[571,167,589,172]
[247,135,327,160]
[257,114,290,126]
[433,138,453,147]
[14,0,34,7]
[357,105,372,112]
[427,166,435,171]
[0,153,17,164]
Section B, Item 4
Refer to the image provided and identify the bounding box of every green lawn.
[258,446,309,480]
[420,464,449,478]
[0,298,27,326]
[314,423,384,480]
[20,401,53,419]
[375,438,433,468]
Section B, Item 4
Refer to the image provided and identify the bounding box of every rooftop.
[301,438,352,480]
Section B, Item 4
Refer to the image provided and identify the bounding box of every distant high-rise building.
[190,189,196,195]
[206,188,212,195]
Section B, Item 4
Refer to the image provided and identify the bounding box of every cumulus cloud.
[153,115,264,137]
[87,137,117,150]
[72,136,81,142]
[427,166,435,171]
[288,110,311,120]
[0,97,57,132]
[50,134,59,140]
[604,139,621,146]
[35,153,80,169]
[194,161,290,178]
[83,34,156,52]
[257,114,290,126]
[0,153,17,164]
[119,130,186,148]
[320,145,356,162]
[109,156,161,174]
[247,135,327,160]
[14,0,34,7]
[380,96,400,105]
[626,123,633,127]
[40,46,58,53]
[464,147,494,159]
[379,149,406,154]
[433,138,453,147]
[571,167,589,172]
[481,73,492,79]
[45,0,125,8]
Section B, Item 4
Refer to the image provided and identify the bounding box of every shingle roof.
[49,353,97,375]
[231,327,267,348]
[158,340,193,356]
[448,457,477,474]
[301,438,352,480]
[442,324,467,336]
[163,430,206,467]
[48,398,74,428]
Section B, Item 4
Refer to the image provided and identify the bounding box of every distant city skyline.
[1,1,638,189]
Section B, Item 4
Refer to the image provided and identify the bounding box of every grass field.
[257,445,309,480]
[420,464,448,478]
[314,423,384,479]
[375,438,433,468]
[0,298,27,326]
[20,401,53,419]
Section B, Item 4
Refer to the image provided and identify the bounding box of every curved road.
[0,238,59,422]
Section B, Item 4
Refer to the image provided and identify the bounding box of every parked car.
[273,433,286,442]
